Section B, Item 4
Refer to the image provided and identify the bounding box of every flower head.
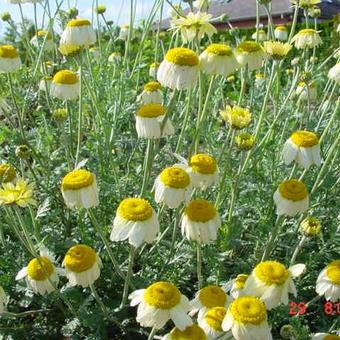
[263,41,292,60]
[0,178,36,207]
[291,0,320,9]
[316,260,340,302]
[291,29,322,49]
[161,324,206,340]
[220,105,251,129]
[95,5,106,14]
[300,216,321,236]
[235,133,255,151]
[0,164,16,183]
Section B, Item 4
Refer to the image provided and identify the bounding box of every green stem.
[140,140,154,197]
[196,243,203,289]
[120,245,136,308]
[290,235,307,266]
[147,326,157,340]
[75,50,83,167]
[90,283,108,318]
[261,216,284,261]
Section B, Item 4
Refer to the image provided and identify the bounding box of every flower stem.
[196,242,203,289]
[261,215,284,261]
[140,139,154,197]
[90,283,108,318]
[120,245,136,308]
[290,235,307,266]
[75,50,84,167]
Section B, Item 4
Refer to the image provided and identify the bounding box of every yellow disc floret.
[263,41,292,59]
[230,296,266,325]
[189,154,217,175]
[53,70,79,85]
[324,335,340,340]
[204,307,226,331]
[117,198,153,221]
[144,281,181,309]
[199,285,226,308]
[291,130,319,147]
[170,324,206,340]
[160,167,190,189]
[278,179,308,201]
[276,25,287,31]
[67,19,91,27]
[234,274,249,289]
[144,81,161,92]
[299,28,317,35]
[220,105,252,129]
[300,217,321,236]
[184,199,216,222]
[0,45,19,59]
[236,41,261,53]
[206,43,232,56]
[165,47,199,66]
[137,103,165,118]
[27,256,54,281]
[62,169,94,190]
[64,244,97,273]
[254,261,289,285]
[326,260,340,285]
[0,164,16,183]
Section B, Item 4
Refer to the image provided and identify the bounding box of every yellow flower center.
[199,285,226,308]
[290,130,319,147]
[326,260,340,285]
[53,70,79,85]
[256,73,264,79]
[0,45,19,59]
[189,154,217,175]
[206,43,232,56]
[27,256,54,281]
[0,164,16,183]
[254,261,289,285]
[144,81,161,92]
[165,47,199,66]
[62,169,94,190]
[171,324,206,340]
[300,217,321,236]
[137,103,165,118]
[234,274,249,289]
[184,199,216,222]
[67,19,91,27]
[236,41,261,53]
[278,179,308,201]
[159,167,190,189]
[204,307,226,331]
[221,105,252,129]
[117,198,153,221]
[263,41,292,59]
[230,296,266,325]
[64,244,97,273]
[276,25,287,31]
[37,30,52,39]
[235,133,255,150]
[324,335,340,340]
[299,28,317,35]
[144,281,181,309]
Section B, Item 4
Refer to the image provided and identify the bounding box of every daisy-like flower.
[154,166,192,209]
[0,163,16,183]
[300,216,321,237]
[190,285,231,321]
[60,19,96,47]
[312,333,340,340]
[251,29,267,42]
[108,52,122,63]
[129,281,192,330]
[38,75,53,92]
[16,248,62,295]
[0,45,21,73]
[291,29,322,49]
[273,179,309,216]
[149,62,160,78]
[263,41,292,60]
[282,130,321,169]
[274,25,288,41]
[199,306,229,339]
[291,0,320,9]
[227,274,249,299]
[220,105,251,130]
[235,41,265,71]
[186,153,219,189]
[0,178,36,207]
[61,169,99,209]
[161,324,207,340]
[30,30,54,51]
[316,260,340,302]
[328,63,340,84]
[181,199,221,244]
[51,69,79,100]
[139,81,163,104]
[295,81,317,101]
[110,197,159,248]
[0,286,8,314]
[199,43,238,76]
[222,296,272,340]
[170,11,217,43]
[63,244,102,287]
[255,72,265,86]
[119,24,130,40]
[157,47,199,90]
[135,103,174,139]
[243,261,306,310]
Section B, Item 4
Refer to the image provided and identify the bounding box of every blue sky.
[0,0,175,35]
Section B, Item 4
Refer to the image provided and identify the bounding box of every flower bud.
[300,216,321,236]
[280,325,297,339]
[52,108,68,124]
[15,145,30,159]
[235,132,255,151]
[96,5,106,14]
[68,7,78,19]
[1,12,11,22]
